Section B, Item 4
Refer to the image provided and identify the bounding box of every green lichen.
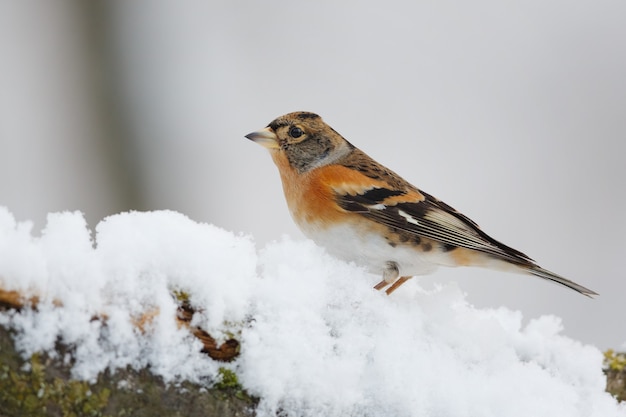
[0,353,110,417]
[215,367,241,390]
[604,350,626,372]
[214,367,253,402]
[171,289,190,303]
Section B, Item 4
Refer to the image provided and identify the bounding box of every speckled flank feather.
[246,111,597,297]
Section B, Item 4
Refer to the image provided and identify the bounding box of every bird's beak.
[245,127,279,149]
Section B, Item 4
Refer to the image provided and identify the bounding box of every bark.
[606,368,626,403]
[0,325,257,417]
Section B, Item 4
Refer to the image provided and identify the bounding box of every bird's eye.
[289,126,303,138]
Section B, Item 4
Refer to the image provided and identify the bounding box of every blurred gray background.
[1,1,624,349]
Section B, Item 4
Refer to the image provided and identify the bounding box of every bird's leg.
[385,276,412,295]
[374,261,399,291]
[373,280,389,291]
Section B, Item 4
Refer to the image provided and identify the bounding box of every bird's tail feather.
[525,265,597,298]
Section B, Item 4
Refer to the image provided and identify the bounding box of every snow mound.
[0,207,622,417]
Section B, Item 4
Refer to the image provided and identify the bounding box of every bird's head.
[245,111,354,173]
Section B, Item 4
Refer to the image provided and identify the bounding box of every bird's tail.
[524,265,597,297]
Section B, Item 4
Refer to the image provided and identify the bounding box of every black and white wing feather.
[337,185,597,297]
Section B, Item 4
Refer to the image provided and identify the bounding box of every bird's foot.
[373,274,412,295]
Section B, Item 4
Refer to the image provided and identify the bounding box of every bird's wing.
[333,181,597,296]
[336,182,534,266]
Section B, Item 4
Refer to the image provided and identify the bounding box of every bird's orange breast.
[271,151,387,230]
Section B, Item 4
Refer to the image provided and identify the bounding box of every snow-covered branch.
[0,208,623,416]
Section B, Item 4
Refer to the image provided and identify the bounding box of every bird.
[245,111,596,297]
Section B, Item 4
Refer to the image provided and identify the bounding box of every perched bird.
[245,111,596,297]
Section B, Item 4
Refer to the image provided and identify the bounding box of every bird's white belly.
[300,223,441,278]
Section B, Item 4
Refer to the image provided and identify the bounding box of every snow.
[0,206,622,416]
